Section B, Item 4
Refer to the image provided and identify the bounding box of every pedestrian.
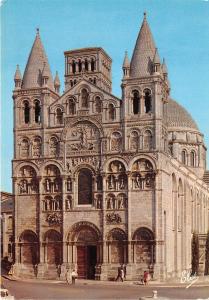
[8,264,13,276]
[71,269,77,285]
[122,264,126,280]
[34,264,38,278]
[143,270,149,285]
[65,269,71,284]
[115,266,124,282]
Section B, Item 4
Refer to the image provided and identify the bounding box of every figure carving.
[106,213,122,224]
[19,180,28,194]
[46,212,62,226]
[66,177,72,191]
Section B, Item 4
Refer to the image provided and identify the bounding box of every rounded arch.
[67,221,102,242]
[43,163,61,176]
[19,230,38,242]
[77,84,91,94]
[62,118,104,141]
[103,157,128,173]
[143,88,153,95]
[107,228,127,241]
[44,229,62,242]
[132,227,154,241]
[129,156,156,172]
[19,230,39,265]
[14,161,39,177]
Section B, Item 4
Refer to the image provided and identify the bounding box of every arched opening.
[95,96,102,113]
[69,99,76,115]
[49,136,59,157]
[91,59,95,71]
[143,130,152,150]
[81,89,89,108]
[111,132,122,152]
[20,138,30,158]
[78,168,93,205]
[72,60,76,73]
[19,231,39,265]
[144,89,152,113]
[34,100,41,123]
[71,224,101,279]
[78,60,82,72]
[56,108,63,125]
[132,90,140,114]
[85,59,88,71]
[45,230,62,265]
[130,131,139,150]
[181,150,187,165]
[107,228,127,264]
[32,137,41,157]
[108,104,115,121]
[133,227,155,265]
[24,101,30,124]
[190,151,196,167]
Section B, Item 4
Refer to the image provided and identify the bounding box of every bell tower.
[121,13,170,152]
[64,47,112,93]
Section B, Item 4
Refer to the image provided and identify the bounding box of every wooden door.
[77,246,87,279]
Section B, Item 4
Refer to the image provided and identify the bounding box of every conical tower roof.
[22,29,54,90]
[130,13,157,77]
[123,51,130,68]
[14,65,22,80]
[54,71,60,86]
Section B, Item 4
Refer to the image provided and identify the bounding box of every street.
[2,278,209,300]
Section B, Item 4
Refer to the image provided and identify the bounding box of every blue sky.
[1,0,209,192]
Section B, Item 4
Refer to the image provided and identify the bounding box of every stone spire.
[153,48,161,74]
[14,65,22,89]
[130,12,157,77]
[22,28,54,90]
[162,58,168,76]
[122,51,130,78]
[54,71,61,94]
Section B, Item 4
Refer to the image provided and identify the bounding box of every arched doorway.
[107,228,127,264]
[44,230,62,266]
[132,227,155,267]
[19,230,39,265]
[70,223,101,279]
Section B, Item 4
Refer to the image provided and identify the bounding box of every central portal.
[77,245,97,279]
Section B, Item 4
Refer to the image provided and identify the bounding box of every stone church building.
[12,14,209,280]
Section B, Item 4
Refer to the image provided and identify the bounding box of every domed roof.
[164,99,199,131]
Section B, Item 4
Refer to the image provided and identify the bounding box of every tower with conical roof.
[121,13,170,152]
[12,29,60,148]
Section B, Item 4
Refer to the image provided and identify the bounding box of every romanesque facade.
[12,14,209,280]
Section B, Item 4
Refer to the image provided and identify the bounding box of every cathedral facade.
[12,14,209,280]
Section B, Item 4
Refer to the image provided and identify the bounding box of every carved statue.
[66,178,72,191]
[46,212,62,226]
[45,179,51,192]
[19,180,28,194]
[134,174,141,189]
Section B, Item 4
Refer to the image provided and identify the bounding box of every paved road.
[2,278,209,299]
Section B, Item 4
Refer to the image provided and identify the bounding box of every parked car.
[0,289,15,300]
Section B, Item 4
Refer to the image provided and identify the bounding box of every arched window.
[93,78,96,84]
[143,130,152,150]
[78,60,82,72]
[91,59,95,71]
[181,150,187,165]
[78,169,93,205]
[81,88,89,108]
[111,132,122,151]
[190,151,196,167]
[24,101,30,124]
[95,96,102,113]
[144,89,152,113]
[69,99,76,115]
[132,90,140,114]
[72,60,76,74]
[130,131,139,150]
[56,108,63,125]
[85,59,88,71]
[34,100,41,123]
[108,103,115,121]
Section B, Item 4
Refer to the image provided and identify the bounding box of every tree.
[191,232,199,275]
[204,231,209,275]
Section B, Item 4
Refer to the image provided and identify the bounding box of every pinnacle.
[123,51,130,68]
[54,71,60,86]
[14,64,22,80]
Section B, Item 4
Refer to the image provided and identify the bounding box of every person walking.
[143,270,149,285]
[65,269,71,284]
[115,266,124,282]
[71,269,77,285]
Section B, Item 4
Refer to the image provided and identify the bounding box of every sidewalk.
[2,274,209,288]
